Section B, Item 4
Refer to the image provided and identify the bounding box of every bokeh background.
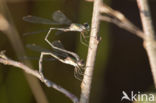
[0,0,156,103]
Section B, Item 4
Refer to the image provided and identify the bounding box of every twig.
[100,1,156,88]
[0,52,79,103]
[136,0,156,87]
[100,3,145,39]
[80,0,102,103]
[136,0,155,40]
[85,0,156,94]
[0,0,48,102]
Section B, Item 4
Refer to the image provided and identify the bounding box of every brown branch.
[86,0,156,95]
[0,0,49,102]
[136,0,156,87]
[100,3,145,39]
[0,52,79,103]
[80,0,102,103]
[136,0,155,40]
[100,1,156,88]
[99,15,144,39]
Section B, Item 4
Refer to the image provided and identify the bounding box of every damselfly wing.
[52,10,72,25]
[26,43,68,59]
[23,11,71,26]
[23,11,90,46]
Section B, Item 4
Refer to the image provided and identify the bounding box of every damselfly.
[26,41,85,80]
[23,10,90,46]
[23,10,88,63]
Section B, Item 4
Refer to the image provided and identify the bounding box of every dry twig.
[0,51,79,103]
[0,0,48,102]
[80,0,102,103]
[99,0,156,88]
[136,0,156,87]
[100,3,145,39]
[1,0,156,103]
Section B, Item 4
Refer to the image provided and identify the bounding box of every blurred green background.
[0,0,156,103]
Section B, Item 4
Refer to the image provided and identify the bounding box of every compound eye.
[78,59,85,67]
[84,23,89,28]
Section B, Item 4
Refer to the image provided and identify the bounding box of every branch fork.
[0,52,79,103]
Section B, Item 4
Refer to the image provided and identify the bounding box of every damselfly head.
[83,23,90,31]
[77,59,85,67]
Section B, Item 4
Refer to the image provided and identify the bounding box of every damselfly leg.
[36,41,85,80]
[23,10,90,46]
[45,28,81,61]
[39,51,69,79]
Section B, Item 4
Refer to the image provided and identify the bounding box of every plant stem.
[136,0,156,87]
[80,0,102,103]
[0,54,79,103]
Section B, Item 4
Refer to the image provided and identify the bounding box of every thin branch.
[86,0,156,93]
[136,0,156,87]
[0,52,79,103]
[0,0,48,102]
[100,3,145,39]
[80,0,102,103]
[136,0,155,40]
[99,15,144,39]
